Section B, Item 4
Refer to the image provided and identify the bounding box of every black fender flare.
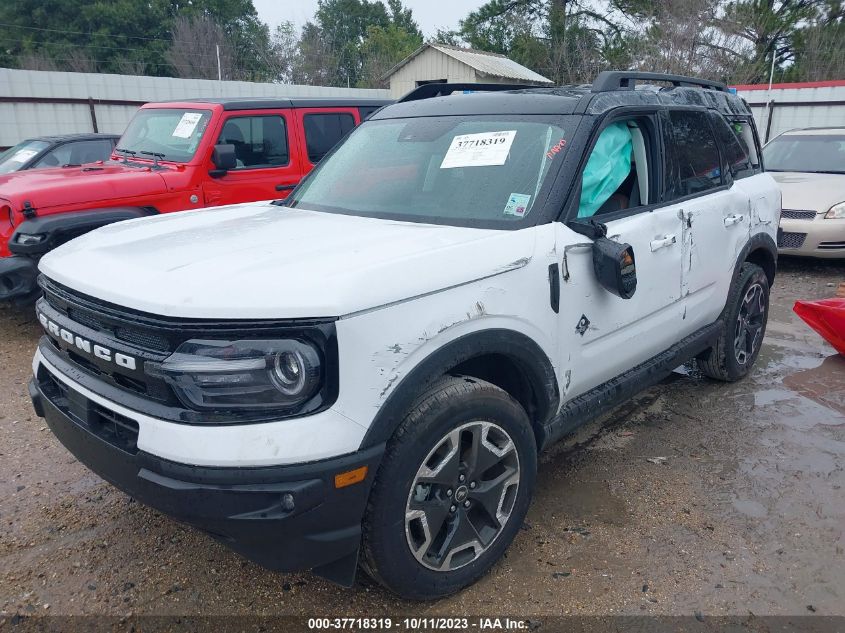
[359,328,560,450]
[732,231,778,291]
[9,207,158,256]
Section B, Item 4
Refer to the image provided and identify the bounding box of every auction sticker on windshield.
[441,130,516,169]
[172,112,203,139]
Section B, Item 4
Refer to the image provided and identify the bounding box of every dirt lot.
[1,257,844,620]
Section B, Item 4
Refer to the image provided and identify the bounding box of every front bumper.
[0,255,39,301]
[778,217,845,258]
[29,365,384,585]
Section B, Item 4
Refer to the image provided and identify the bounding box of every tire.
[699,262,770,382]
[360,376,537,600]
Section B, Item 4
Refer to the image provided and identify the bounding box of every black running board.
[539,320,722,450]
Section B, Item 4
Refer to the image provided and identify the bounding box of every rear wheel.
[699,262,769,382]
[360,376,536,600]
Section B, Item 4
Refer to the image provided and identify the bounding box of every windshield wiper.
[139,151,166,167]
[114,147,137,164]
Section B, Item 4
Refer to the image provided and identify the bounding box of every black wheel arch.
[737,231,777,290]
[9,207,159,257]
[359,329,560,451]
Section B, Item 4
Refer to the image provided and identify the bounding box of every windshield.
[117,108,212,163]
[286,115,576,227]
[764,133,845,174]
[0,140,49,174]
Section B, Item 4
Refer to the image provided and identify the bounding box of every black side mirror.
[210,144,236,177]
[593,237,637,299]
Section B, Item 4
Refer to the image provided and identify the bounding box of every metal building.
[383,43,553,99]
[0,68,390,149]
[734,80,845,142]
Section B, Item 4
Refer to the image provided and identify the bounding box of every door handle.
[724,214,744,227]
[649,234,676,251]
[275,184,296,192]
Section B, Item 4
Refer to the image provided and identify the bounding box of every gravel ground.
[1,256,844,621]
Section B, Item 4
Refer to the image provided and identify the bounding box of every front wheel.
[699,262,770,382]
[360,376,537,600]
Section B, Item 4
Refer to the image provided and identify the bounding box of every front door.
[203,110,303,207]
[557,113,684,400]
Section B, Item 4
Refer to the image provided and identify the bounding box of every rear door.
[202,109,303,207]
[665,109,750,333]
[292,107,360,176]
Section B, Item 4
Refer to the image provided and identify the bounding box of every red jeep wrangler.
[0,97,389,302]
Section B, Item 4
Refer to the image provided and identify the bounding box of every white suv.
[28,72,781,600]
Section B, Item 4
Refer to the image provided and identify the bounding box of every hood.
[0,162,168,213]
[769,172,845,214]
[39,203,537,319]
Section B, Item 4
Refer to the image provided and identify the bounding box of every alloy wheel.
[405,421,520,572]
[734,282,766,365]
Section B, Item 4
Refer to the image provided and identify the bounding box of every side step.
[540,321,722,450]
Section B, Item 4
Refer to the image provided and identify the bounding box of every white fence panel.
[0,68,390,147]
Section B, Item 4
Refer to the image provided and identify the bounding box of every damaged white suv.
[29,72,780,600]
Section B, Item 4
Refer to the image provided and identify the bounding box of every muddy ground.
[0,257,843,620]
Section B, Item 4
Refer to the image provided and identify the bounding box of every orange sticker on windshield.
[546,139,567,159]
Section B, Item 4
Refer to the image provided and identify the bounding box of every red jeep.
[0,97,389,302]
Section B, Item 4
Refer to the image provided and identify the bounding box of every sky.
[252,0,487,37]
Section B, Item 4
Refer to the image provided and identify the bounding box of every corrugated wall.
[0,67,390,147]
[736,83,845,142]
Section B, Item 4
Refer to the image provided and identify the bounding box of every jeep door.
[202,109,303,207]
[557,112,685,399]
[292,107,360,171]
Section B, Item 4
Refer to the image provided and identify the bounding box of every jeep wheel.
[699,262,770,382]
[360,376,536,600]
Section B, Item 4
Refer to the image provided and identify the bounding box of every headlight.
[151,338,322,411]
[825,202,845,219]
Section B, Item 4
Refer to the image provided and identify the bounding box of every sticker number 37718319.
[441,130,517,169]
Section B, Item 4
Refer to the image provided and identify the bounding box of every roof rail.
[592,71,729,93]
[398,83,536,103]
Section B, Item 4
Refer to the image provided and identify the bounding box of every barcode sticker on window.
[172,112,203,139]
[440,130,516,169]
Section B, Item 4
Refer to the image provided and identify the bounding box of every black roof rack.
[592,71,729,93]
[398,83,536,103]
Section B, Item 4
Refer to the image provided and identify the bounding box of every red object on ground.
[794,299,845,355]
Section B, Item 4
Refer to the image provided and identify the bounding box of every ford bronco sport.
[28,72,780,600]
[0,97,389,303]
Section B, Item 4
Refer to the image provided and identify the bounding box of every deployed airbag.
[578,122,633,218]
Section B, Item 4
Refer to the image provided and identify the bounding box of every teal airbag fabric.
[577,122,633,218]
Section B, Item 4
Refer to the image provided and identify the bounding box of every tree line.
[1,0,843,87]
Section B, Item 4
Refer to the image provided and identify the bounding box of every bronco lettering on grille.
[37,312,137,371]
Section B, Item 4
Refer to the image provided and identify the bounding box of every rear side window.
[711,114,755,180]
[668,111,722,197]
[304,113,355,163]
[217,115,289,169]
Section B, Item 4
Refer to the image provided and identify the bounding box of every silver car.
[764,127,845,258]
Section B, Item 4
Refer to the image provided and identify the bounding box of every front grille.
[778,231,807,249]
[39,366,140,454]
[39,279,177,405]
[818,241,845,250]
[781,209,816,220]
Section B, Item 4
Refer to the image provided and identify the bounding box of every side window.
[304,113,355,163]
[34,139,113,168]
[711,114,755,180]
[668,110,722,197]
[577,117,652,218]
[729,117,762,173]
[217,115,289,169]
